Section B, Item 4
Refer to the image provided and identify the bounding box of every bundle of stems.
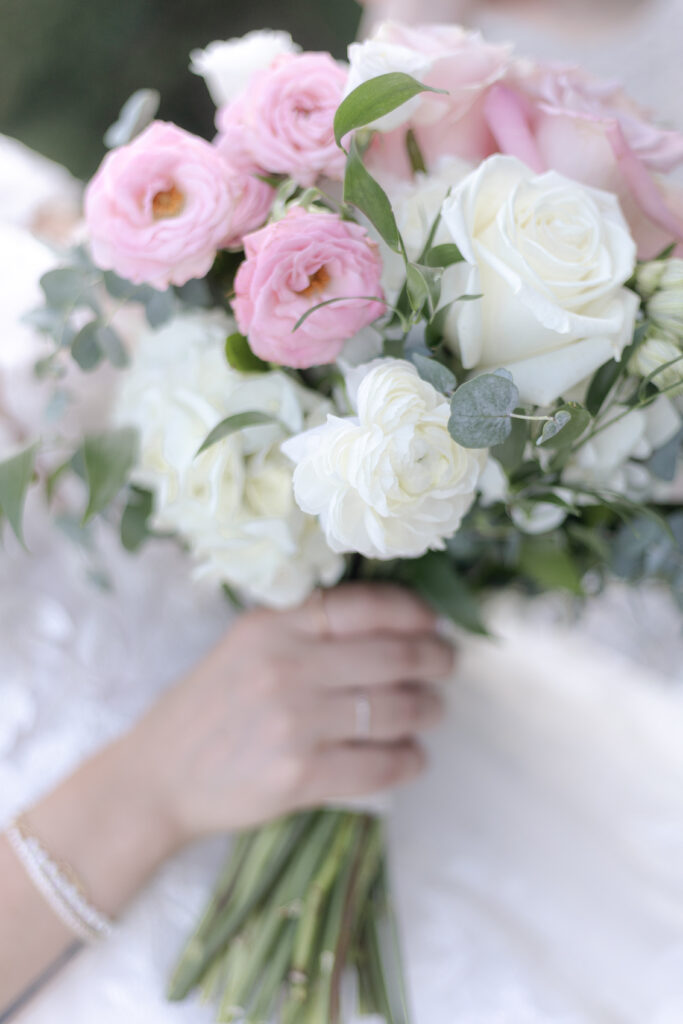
[168,809,411,1023]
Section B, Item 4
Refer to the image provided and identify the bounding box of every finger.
[299,632,456,690]
[303,740,426,803]
[290,583,437,638]
[314,684,444,744]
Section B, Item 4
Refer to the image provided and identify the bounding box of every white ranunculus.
[378,157,473,309]
[282,359,485,560]
[189,31,300,107]
[115,311,343,607]
[441,155,640,407]
[563,396,681,497]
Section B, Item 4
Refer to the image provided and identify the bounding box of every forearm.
[0,726,179,1013]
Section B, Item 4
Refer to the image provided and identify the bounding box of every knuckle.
[276,753,310,796]
[268,706,298,748]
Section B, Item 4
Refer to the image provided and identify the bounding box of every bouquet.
[4,19,683,1024]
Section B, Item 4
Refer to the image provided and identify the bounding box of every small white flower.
[442,155,640,406]
[282,359,485,560]
[115,311,343,607]
[189,30,300,107]
[563,396,681,497]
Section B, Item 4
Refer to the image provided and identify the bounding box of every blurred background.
[0,0,362,179]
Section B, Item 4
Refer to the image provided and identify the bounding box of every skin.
[0,583,454,1015]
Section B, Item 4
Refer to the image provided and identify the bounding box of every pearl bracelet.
[5,816,114,944]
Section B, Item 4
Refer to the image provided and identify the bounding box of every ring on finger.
[354,692,372,741]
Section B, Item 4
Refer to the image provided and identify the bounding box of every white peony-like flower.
[189,31,300,107]
[282,359,485,560]
[345,35,432,132]
[442,155,640,406]
[115,310,343,608]
[563,396,681,497]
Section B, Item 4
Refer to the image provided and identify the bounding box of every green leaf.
[411,354,456,394]
[537,404,590,448]
[405,128,426,174]
[225,333,269,373]
[0,444,37,545]
[491,416,527,473]
[405,263,430,313]
[399,552,489,635]
[71,321,104,371]
[196,412,280,456]
[333,72,446,147]
[144,289,175,328]
[82,427,138,524]
[423,244,463,269]
[585,359,622,417]
[292,294,388,334]
[40,267,92,309]
[98,326,129,368]
[519,538,584,595]
[344,136,402,253]
[120,486,154,552]
[449,371,519,448]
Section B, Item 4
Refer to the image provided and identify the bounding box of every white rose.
[378,156,473,307]
[563,396,681,497]
[345,36,432,132]
[441,155,639,406]
[282,359,485,560]
[189,30,300,107]
[115,311,343,607]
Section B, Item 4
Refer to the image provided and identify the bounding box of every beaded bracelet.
[5,816,114,944]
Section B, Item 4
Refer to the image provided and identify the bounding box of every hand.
[140,583,454,844]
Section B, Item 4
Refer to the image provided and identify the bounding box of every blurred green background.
[0,0,362,180]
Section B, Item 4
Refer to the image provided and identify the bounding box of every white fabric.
[2,97,683,1022]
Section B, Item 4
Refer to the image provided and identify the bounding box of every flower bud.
[636,257,683,299]
[649,287,683,338]
[629,335,683,395]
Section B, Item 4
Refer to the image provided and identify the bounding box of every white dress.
[2,17,683,1010]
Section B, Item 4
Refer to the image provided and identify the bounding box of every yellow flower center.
[297,265,330,299]
[152,185,185,220]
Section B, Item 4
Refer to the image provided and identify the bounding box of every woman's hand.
[141,583,453,844]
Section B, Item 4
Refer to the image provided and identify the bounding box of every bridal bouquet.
[4,19,683,1024]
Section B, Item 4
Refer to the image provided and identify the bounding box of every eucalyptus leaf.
[197,412,280,456]
[104,88,161,148]
[22,306,64,336]
[82,428,138,524]
[225,333,269,373]
[399,552,488,635]
[0,444,37,545]
[491,416,527,474]
[333,73,445,147]
[647,426,683,481]
[449,371,519,448]
[40,267,93,309]
[144,288,176,328]
[71,322,104,371]
[344,137,402,253]
[411,354,456,394]
[537,404,590,448]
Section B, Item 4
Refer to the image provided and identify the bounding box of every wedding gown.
[2,6,683,1011]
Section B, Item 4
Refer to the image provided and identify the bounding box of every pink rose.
[353,23,511,180]
[484,64,683,257]
[233,207,385,368]
[214,100,276,248]
[85,121,237,288]
[215,53,348,187]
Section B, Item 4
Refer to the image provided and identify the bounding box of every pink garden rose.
[484,64,683,257]
[351,22,511,179]
[233,207,385,368]
[214,99,276,248]
[85,121,237,289]
[214,53,348,187]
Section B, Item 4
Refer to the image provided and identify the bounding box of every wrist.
[27,727,183,920]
